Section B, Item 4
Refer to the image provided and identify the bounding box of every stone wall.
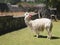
[0,14,38,35]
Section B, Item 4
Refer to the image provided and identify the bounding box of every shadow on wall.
[0,16,27,36]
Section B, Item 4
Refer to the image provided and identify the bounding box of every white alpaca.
[24,12,53,39]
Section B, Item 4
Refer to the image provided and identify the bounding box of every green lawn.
[0,21,60,45]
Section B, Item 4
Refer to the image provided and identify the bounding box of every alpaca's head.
[24,12,32,21]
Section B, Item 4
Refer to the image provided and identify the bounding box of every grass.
[0,21,60,45]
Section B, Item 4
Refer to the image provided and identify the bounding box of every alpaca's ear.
[24,12,29,16]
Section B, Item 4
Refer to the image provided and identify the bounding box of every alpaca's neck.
[24,18,32,26]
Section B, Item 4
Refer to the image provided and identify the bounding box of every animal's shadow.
[34,35,60,40]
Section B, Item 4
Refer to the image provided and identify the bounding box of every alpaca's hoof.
[37,36,40,38]
[47,37,51,40]
[37,35,40,38]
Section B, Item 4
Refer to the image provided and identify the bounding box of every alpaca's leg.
[35,30,40,38]
[47,30,52,39]
[47,24,53,39]
[31,28,40,37]
[31,30,37,37]
[46,27,52,39]
[31,28,40,38]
